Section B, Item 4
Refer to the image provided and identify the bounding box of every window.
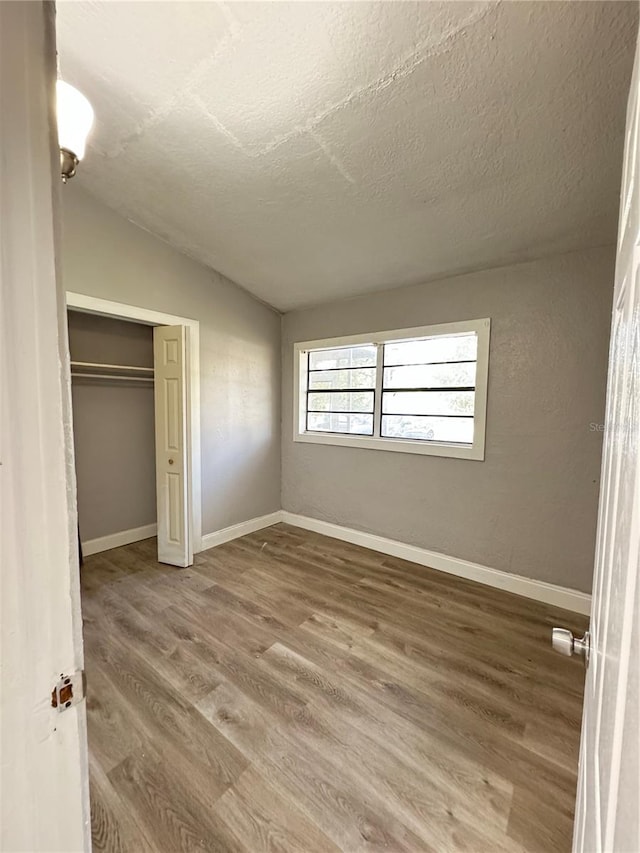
[305,344,376,436]
[294,319,490,460]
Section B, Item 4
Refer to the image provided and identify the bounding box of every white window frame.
[293,318,490,460]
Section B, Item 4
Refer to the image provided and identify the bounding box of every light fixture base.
[60,148,79,183]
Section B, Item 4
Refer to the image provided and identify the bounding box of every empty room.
[2,2,639,853]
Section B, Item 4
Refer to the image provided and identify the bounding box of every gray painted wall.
[282,247,615,593]
[68,311,156,542]
[62,185,281,537]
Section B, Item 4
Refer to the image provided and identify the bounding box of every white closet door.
[154,325,192,567]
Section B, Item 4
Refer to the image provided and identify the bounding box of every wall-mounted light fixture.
[56,80,94,183]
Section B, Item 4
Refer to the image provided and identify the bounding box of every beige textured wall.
[68,311,156,542]
[282,247,615,593]
[62,185,281,537]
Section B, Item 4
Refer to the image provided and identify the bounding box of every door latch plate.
[51,671,86,712]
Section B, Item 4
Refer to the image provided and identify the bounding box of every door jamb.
[65,291,202,554]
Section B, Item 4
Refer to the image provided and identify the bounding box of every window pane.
[307,412,373,435]
[382,390,475,416]
[384,334,477,366]
[309,345,376,370]
[383,362,476,390]
[382,415,474,444]
[308,367,376,390]
[307,391,374,413]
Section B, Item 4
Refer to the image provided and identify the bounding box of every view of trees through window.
[305,332,478,444]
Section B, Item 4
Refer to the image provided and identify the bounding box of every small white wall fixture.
[66,291,202,553]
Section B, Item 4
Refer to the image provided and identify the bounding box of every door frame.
[66,290,202,554]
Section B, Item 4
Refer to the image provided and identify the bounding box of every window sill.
[294,430,485,460]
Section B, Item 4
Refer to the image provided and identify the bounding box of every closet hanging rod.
[71,372,154,383]
[70,360,154,374]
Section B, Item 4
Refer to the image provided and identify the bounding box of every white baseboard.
[192,508,591,614]
[199,511,283,552]
[82,523,157,557]
[281,511,591,615]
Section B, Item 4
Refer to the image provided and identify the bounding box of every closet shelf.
[70,361,155,383]
[70,361,154,374]
[71,372,154,383]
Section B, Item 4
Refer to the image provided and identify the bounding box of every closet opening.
[68,310,158,562]
[66,292,202,567]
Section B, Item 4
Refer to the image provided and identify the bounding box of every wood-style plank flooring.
[82,524,588,852]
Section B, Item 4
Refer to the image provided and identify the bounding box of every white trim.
[66,291,195,328]
[292,431,486,460]
[199,512,283,552]
[66,291,202,553]
[281,512,591,615]
[293,318,490,461]
[82,524,158,557]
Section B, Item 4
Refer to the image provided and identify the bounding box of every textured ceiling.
[56,1,637,311]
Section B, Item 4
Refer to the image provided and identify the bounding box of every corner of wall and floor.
[271,246,614,617]
[192,247,612,618]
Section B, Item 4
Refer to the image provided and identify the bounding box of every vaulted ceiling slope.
[57,1,637,311]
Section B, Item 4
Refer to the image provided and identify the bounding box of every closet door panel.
[154,325,191,567]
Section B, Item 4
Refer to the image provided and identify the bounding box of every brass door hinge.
[51,671,86,712]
